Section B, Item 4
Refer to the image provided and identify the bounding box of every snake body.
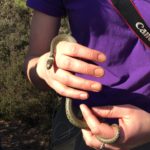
[47,34,120,144]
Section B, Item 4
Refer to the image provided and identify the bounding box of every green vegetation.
[0,0,67,129]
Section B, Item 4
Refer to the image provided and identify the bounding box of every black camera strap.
[110,0,150,48]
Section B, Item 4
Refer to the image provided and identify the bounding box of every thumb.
[92,105,129,119]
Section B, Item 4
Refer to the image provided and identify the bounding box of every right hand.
[37,41,106,100]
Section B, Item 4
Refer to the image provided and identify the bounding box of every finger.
[53,68,102,92]
[82,129,100,149]
[56,55,104,77]
[48,79,88,100]
[56,41,106,62]
[80,104,116,139]
[82,129,120,150]
[92,105,129,118]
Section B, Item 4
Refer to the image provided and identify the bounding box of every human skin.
[80,104,150,150]
[24,10,150,149]
[24,10,106,99]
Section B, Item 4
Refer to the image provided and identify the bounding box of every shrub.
[0,0,64,129]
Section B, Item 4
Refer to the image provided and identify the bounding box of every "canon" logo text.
[135,22,150,41]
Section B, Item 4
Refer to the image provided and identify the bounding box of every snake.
[46,34,120,144]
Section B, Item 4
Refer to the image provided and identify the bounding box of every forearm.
[23,11,61,90]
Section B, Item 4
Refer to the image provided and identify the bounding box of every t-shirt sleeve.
[26,0,66,17]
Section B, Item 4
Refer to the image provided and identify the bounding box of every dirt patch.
[0,120,50,150]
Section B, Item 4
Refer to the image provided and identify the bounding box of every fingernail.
[80,93,88,100]
[91,83,101,91]
[79,104,84,110]
[98,54,107,62]
[94,68,104,77]
[80,104,86,112]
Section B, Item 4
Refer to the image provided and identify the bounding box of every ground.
[0,120,50,150]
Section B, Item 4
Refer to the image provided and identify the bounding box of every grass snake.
[46,34,120,144]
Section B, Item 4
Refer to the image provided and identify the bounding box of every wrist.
[26,55,50,91]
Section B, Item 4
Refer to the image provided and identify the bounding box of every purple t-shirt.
[27,0,150,112]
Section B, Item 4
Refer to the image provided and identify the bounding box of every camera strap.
[110,0,150,48]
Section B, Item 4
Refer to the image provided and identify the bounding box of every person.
[24,0,150,149]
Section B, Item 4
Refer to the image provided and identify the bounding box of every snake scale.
[47,34,120,144]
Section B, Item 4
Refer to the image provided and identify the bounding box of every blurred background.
[0,0,68,149]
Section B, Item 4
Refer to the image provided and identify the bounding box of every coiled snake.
[46,34,120,144]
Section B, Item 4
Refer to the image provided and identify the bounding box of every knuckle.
[58,86,76,98]
[107,109,113,117]
[80,64,89,74]
[78,80,86,89]
[91,127,100,135]
[105,108,114,118]
[57,56,72,70]
[88,50,96,59]
[58,41,79,56]
[63,57,72,70]
[88,50,101,61]
[102,106,114,118]
[62,75,71,86]
[84,64,95,75]
[57,87,67,97]
[80,80,90,90]
[69,43,79,56]
[84,66,89,74]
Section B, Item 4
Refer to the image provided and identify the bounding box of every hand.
[37,41,106,100]
[80,104,150,150]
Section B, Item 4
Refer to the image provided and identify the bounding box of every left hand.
[80,104,150,150]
